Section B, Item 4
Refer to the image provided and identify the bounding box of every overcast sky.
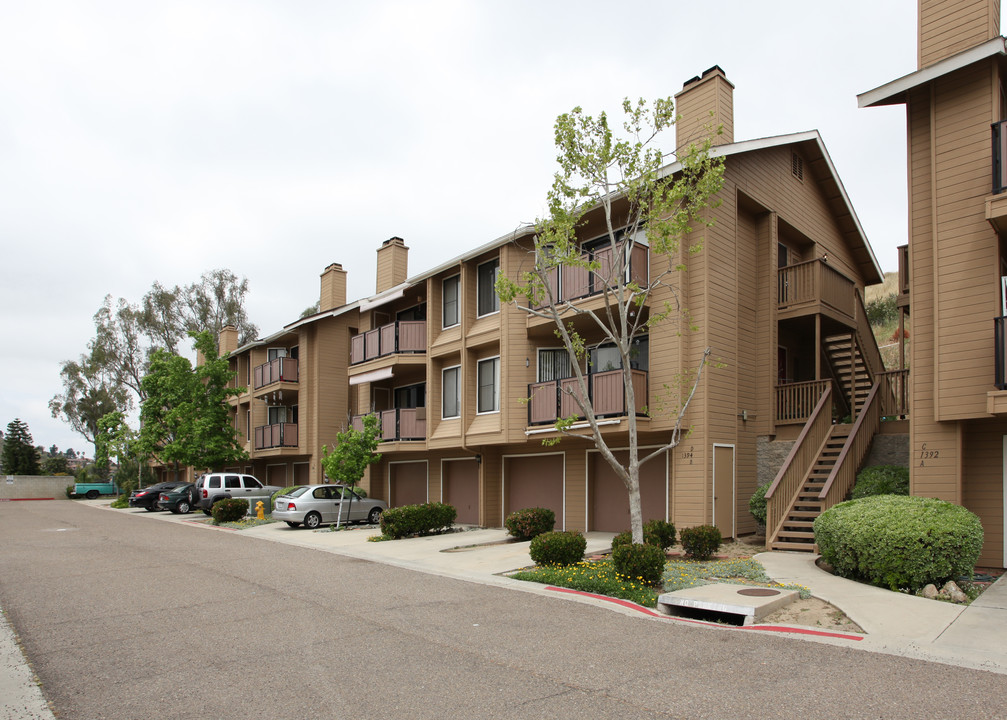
[1,0,947,456]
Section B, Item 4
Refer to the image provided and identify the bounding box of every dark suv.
[194,473,282,516]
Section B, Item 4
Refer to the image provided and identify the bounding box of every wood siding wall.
[918,0,1000,69]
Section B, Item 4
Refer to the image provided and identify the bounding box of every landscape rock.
[921,584,938,599]
[940,581,967,603]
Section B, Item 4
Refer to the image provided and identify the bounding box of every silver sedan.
[273,484,386,529]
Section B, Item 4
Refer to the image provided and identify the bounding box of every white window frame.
[442,365,461,419]
[267,347,288,361]
[476,356,500,414]
[476,258,500,318]
[442,274,460,329]
[537,347,573,383]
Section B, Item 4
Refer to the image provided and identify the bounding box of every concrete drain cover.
[737,588,780,597]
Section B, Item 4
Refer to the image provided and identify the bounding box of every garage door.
[504,454,563,525]
[267,465,287,487]
[389,462,428,507]
[443,459,479,524]
[588,451,667,532]
[293,463,310,486]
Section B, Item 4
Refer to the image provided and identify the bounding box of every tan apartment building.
[859,0,1007,566]
[334,67,886,543]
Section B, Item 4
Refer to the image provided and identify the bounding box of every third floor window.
[477,258,500,317]
[443,275,460,328]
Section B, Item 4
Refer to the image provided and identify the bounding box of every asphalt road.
[2,501,1006,720]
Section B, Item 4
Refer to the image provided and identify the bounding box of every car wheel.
[304,512,322,530]
[177,501,190,514]
[85,490,99,500]
[367,508,382,524]
[145,504,159,512]
[285,522,300,528]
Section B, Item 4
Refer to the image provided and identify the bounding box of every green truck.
[70,480,119,499]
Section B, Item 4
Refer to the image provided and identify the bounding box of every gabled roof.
[858,37,1007,108]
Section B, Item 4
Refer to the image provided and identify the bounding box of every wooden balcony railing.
[528,369,647,425]
[777,259,856,319]
[536,241,648,308]
[254,423,298,450]
[897,244,909,297]
[878,369,909,418]
[352,408,426,441]
[349,320,426,365]
[775,379,834,425]
[765,384,833,547]
[253,357,298,389]
[993,120,1007,195]
[996,316,1007,390]
[818,382,882,514]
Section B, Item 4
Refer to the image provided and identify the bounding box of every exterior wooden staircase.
[824,333,872,418]
[770,424,850,551]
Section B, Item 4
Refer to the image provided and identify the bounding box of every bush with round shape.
[611,520,676,552]
[212,497,249,524]
[679,525,722,560]
[850,465,910,500]
[612,542,667,586]
[379,502,457,539]
[749,484,769,527]
[814,495,983,591]
[504,507,556,541]
[529,531,586,566]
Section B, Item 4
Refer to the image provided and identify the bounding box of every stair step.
[779,530,815,539]
[789,510,821,518]
[771,541,817,552]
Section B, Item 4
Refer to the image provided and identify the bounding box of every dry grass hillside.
[865,272,908,370]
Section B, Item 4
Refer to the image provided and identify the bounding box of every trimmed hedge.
[612,542,666,586]
[212,498,249,523]
[814,495,983,591]
[379,502,457,539]
[529,531,586,566]
[749,484,769,527]
[679,525,722,560]
[504,507,556,541]
[611,519,677,552]
[850,465,910,500]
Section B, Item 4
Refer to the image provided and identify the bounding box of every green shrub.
[504,507,556,540]
[110,494,129,509]
[611,520,676,552]
[814,495,983,591]
[612,542,666,586]
[529,531,587,566]
[866,293,897,326]
[212,498,249,524]
[65,485,74,499]
[850,466,910,500]
[379,502,456,539]
[679,525,722,560]
[749,484,769,527]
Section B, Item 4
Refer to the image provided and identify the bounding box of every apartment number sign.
[680,446,694,464]
[917,442,940,466]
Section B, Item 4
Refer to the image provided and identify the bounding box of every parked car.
[194,473,282,515]
[273,484,386,529]
[70,479,119,499]
[129,482,188,512]
[157,483,196,514]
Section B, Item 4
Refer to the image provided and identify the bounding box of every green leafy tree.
[497,97,724,543]
[41,453,69,475]
[2,419,40,475]
[49,351,129,451]
[320,414,383,525]
[138,331,247,480]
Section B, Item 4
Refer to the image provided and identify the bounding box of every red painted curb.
[545,586,863,641]
[0,498,56,502]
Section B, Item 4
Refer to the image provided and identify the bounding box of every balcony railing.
[775,379,834,425]
[777,259,856,319]
[994,120,1007,194]
[350,321,426,365]
[527,369,647,425]
[254,423,298,450]
[996,316,1007,390]
[253,357,298,389]
[878,369,909,418]
[351,408,426,441]
[536,241,649,307]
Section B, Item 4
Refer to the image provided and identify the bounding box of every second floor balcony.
[527,369,647,425]
[350,321,426,365]
[253,357,298,390]
[778,258,856,324]
[254,423,298,450]
[351,408,426,441]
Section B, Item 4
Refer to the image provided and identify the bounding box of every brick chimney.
[375,237,408,293]
[919,0,1001,69]
[674,65,734,157]
[218,325,239,355]
[319,262,347,311]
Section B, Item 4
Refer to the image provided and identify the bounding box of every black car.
[129,482,188,512]
[157,483,196,514]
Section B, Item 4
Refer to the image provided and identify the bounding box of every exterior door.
[713,445,735,537]
[504,455,563,528]
[588,450,667,532]
[442,459,479,525]
[389,462,427,507]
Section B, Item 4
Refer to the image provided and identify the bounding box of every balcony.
[254,423,298,450]
[253,357,298,389]
[527,369,647,425]
[777,259,856,324]
[987,121,1007,232]
[351,409,426,441]
[775,379,833,426]
[350,321,426,365]
[536,241,649,307]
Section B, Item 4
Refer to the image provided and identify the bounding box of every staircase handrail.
[818,380,882,511]
[765,384,833,545]
[853,289,885,384]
